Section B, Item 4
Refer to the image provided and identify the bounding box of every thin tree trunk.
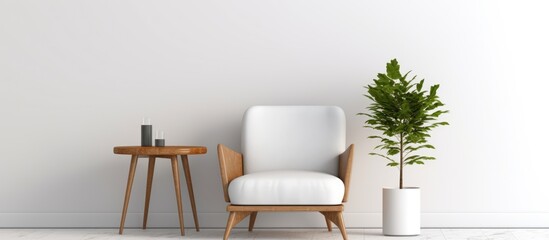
[399,133,403,189]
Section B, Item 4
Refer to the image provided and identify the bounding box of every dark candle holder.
[155,139,165,147]
[141,125,153,146]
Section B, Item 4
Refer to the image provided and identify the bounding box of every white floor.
[1,228,549,240]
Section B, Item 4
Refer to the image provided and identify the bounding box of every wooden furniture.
[113,146,207,236]
[217,106,355,240]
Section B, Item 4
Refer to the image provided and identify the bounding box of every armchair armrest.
[339,144,354,202]
[217,144,244,202]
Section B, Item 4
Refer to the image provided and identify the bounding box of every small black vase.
[141,125,152,146]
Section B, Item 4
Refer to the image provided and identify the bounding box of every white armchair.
[217,106,354,240]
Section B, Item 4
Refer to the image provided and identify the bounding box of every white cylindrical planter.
[383,187,420,236]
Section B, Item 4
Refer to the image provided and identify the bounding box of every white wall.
[1,0,549,228]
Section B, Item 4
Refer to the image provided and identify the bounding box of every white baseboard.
[1,212,548,228]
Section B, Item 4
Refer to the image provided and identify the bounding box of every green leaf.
[405,155,436,162]
[406,160,425,165]
[402,71,412,81]
[404,144,435,152]
[369,153,395,162]
[416,79,424,92]
[429,84,440,97]
[387,148,400,155]
[386,59,402,79]
[387,162,399,167]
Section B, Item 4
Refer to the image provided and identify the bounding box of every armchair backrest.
[242,106,346,176]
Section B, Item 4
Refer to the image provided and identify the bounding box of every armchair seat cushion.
[228,170,344,205]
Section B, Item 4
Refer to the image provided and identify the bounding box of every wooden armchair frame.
[217,143,355,240]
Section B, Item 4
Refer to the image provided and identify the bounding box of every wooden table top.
[113,146,207,155]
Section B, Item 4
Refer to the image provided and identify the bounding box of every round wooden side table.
[113,146,207,236]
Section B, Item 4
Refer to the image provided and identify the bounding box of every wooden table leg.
[119,155,138,235]
[143,156,156,229]
[181,154,200,231]
[325,215,332,231]
[171,156,185,236]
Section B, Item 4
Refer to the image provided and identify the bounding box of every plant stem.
[399,132,403,189]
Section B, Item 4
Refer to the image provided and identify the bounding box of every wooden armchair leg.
[248,212,258,232]
[325,216,332,231]
[320,211,348,240]
[224,211,252,240]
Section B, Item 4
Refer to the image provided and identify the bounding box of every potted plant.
[359,59,448,236]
